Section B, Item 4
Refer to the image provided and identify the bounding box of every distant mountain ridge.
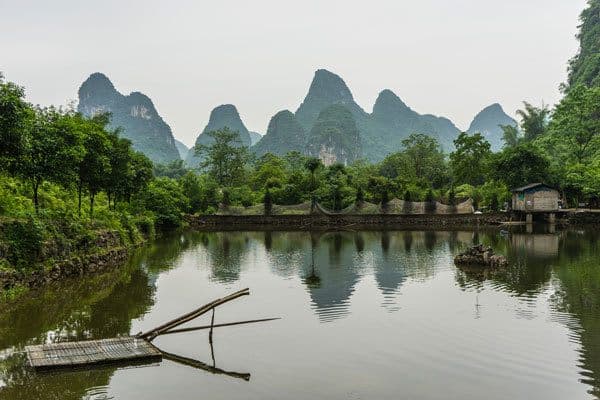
[306,104,362,165]
[174,139,189,159]
[467,103,517,151]
[86,67,516,166]
[253,111,306,157]
[77,73,180,164]
[185,104,251,167]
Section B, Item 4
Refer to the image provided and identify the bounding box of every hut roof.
[511,183,555,193]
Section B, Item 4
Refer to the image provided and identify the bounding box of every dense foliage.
[567,0,600,89]
[0,74,189,272]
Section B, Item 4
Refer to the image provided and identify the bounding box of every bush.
[264,189,273,215]
[1,216,45,270]
[134,213,156,239]
[140,178,188,230]
[425,189,436,213]
[355,186,364,205]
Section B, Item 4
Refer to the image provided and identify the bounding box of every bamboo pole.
[155,318,281,336]
[137,288,250,340]
[161,350,250,381]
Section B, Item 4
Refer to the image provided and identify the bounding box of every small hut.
[511,183,559,212]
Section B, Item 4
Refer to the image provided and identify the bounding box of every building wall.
[512,188,558,212]
[532,190,559,211]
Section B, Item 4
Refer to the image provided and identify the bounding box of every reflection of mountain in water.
[302,233,364,322]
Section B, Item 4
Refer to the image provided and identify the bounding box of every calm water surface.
[1,228,600,399]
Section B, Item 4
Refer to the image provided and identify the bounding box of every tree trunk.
[32,179,39,214]
[78,184,82,216]
[107,192,112,211]
[90,193,95,220]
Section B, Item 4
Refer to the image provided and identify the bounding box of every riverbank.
[0,229,149,297]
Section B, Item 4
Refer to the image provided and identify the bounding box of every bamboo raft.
[26,337,162,370]
[25,288,278,374]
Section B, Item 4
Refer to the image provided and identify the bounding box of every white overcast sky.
[1,0,587,146]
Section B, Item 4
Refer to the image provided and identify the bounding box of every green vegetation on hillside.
[0,74,192,274]
[567,0,600,89]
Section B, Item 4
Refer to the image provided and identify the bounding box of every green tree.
[491,144,551,189]
[141,178,189,229]
[448,187,456,206]
[77,115,111,217]
[0,74,32,171]
[501,124,521,148]
[180,171,203,213]
[550,85,600,163]
[566,0,600,89]
[304,157,323,192]
[425,189,436,213]
[449,132,492,185]
[264,188,273,215]
[355,186,365,205]
[517,102,550,142]
[195,128,249,186]
[127,150,153,203]
[398,133,448,187]
[19,107,85,212]
[153,159,188,179]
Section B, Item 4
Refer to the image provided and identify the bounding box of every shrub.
[141,178,188,230]
[264,189,273,215]
[355,187,364,205]
[425,189,436,213]
[2,216,45,270]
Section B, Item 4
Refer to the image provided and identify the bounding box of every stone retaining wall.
[0,246,131,291]
[186,213,511,231]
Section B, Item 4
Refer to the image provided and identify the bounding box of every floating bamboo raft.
[25,288,277,373]
[26,337,162,370]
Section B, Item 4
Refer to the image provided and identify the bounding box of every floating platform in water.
[26,337,162,370]
[25,288,277,374]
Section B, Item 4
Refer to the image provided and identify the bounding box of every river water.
[1,228,599,399]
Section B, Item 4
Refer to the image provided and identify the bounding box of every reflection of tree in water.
[424,230,437,252]
[374,232,441,306]
[550,232,600,398]
[403,231,413,252]
[200,232,249,283]
[303,232,321,288]
[0,259,157,400]
[454,228,600,397]
[264,231,272,252]
[257,231,308,278]
[301,232,364,323]
[0,354,118,400]
[354,233,364,253]
[381,231,390,254]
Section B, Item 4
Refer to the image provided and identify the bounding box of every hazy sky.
[1,0,587,146]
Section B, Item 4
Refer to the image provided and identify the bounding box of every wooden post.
[526,213,533,224]
[209,308,215,344]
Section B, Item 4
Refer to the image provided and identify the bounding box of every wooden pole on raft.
[137,288,250,341]
[154,318,281,336]
[209,308,215,344]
